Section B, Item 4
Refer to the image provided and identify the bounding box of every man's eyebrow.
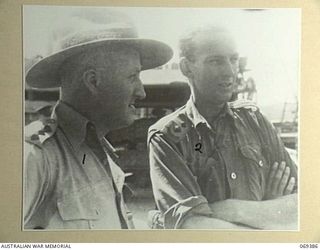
[204,55,224,62]
[230,53,239,57]
[208,55,223,58]
[205,54,239,60]
[205,55,223,59]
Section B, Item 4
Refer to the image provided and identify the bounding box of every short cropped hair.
[179,25,229,62]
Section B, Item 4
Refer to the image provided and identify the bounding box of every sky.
[23,6,300,119]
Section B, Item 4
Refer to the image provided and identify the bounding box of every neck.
[192,93,225,124]
[61,97,110,139]
[93,118,110,139]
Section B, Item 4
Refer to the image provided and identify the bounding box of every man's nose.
[135,78,146,100]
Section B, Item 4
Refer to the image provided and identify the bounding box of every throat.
[195,99,225,123]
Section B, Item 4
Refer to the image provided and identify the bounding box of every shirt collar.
[186,96,235,129]
[54,101,89,151]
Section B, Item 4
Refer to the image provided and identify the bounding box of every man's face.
[96,48,146,130]
[189,31,239,105]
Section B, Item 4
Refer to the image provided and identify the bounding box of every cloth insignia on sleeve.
[25,117,57,147]
[161,113,191,143]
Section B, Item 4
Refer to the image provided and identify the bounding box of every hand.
[264,161,295,200]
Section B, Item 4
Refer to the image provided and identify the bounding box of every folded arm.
[208,193,297,230]
[207,160,298,230]
[148,117,298,230]
[149,133,243,229]
[181,214,253,230]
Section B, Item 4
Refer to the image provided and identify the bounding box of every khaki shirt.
[148,98,298,229]
[24,101,131,230]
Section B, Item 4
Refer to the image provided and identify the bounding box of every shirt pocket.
[239,144,269,200]
[240,144,268,168]
[57,186,100,228]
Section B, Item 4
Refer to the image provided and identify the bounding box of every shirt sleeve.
[254,111,298,192]
[149,133,213,229]
[24,143,50,227]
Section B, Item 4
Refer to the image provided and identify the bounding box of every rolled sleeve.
[163,195,212,229]
[149,133,212,229]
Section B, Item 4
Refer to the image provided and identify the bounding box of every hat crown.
[50,16,138,54]
[26,9,173,88]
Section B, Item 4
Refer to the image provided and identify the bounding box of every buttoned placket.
[222,124,238,192]
[211,116,240,196]
[85,124,128,229]
[188,100,240,199]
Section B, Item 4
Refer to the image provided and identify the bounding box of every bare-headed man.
[148,26,297,230]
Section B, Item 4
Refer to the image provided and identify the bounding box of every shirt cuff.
[163,195,212,229]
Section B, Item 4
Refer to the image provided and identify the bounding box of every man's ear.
[179,57,194,79]
[83,69,99,94]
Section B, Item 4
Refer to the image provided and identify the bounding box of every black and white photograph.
[23,5,300,230]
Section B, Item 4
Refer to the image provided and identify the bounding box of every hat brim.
[26,38,173,88]
[25,100,56,113]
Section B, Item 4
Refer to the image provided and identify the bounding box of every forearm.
[208,194,298,230]
[180,215,253,229]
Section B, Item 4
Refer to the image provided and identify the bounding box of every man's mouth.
[128,102,139,117]
[128,102,136,110]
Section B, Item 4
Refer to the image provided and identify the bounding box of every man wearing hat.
[148,26,297,229]
[24,13,173,230]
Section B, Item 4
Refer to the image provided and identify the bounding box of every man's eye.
[129,74,137,80]
[208,59,221,65]
[230,57,239,64]
[129,73,140,83]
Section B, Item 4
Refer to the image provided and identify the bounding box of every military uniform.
[24,101,132,229]
[148,98,298,229]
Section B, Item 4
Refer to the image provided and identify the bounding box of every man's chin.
[205,96,230,106]
[114,115,137,130]
[216,93,234,104]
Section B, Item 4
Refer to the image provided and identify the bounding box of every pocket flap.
[240,144,265,168]
[57,186,100,221]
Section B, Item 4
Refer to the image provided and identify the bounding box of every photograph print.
[23,5,300,230]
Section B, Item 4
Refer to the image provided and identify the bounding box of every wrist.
[209,199,241,224]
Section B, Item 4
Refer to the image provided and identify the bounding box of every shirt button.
[259,160,264,167]
[231,172,237,180]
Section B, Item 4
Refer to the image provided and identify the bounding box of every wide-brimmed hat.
[26,17,173,88]
[25,100,55,114]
